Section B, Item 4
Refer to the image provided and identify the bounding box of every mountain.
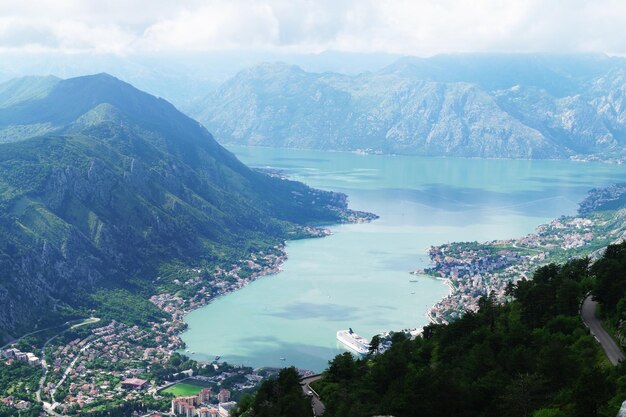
[0,74,358,340]
[193,54,626,159]
[0,51,404,112]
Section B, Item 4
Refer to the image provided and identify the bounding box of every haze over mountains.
[0,51,402,111]
[0,73,356,339]
[193,54,626,159]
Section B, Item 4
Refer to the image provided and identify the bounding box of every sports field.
[161,381,208,397]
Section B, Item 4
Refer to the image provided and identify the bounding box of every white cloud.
[139,2,281,51]
[1,0,626,55]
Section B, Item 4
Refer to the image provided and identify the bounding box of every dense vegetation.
[0,73,358,340]
[0,361,43,417]
[232,367,313,417]
[65,397,170,417]
[90,289,166,327]
[312,252,624,417]
[592,241,626,345]
[239,245,626,417]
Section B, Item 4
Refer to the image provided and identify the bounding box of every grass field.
[161,381,208,397]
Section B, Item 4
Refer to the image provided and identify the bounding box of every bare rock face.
[194,55,626,159]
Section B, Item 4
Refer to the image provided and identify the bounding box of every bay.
[181,148,626,371]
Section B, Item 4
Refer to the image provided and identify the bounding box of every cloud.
[1,0,626,55]
[140,2,281,51]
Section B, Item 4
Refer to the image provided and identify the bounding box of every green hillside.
[239,245,626,417]
[0,74,361,340]
[312,254,624,417]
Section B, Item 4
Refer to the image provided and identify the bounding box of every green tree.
[369,334,381,354]
[533,408,565,417]
[313,255,622,417]
[233,367,313,417]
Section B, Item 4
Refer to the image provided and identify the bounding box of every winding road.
[581,295,625,365]
[301,374,325,416]
[27,318,100,416]
[9,298,620,417]
[298,297,623,417]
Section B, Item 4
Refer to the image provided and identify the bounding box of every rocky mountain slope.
[193,54,626,159]
[0,74,356,340]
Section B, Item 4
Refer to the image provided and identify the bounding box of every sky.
[1,0,626,56]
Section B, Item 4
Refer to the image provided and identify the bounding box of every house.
[2,348,19,358]
[199,407,220,417]
[26,353,40,366]
[120,378,148,390]
[171,396,200,415]
[15,400,31,409]
[218,402,236,417]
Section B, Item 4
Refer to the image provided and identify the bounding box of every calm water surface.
[181,148,626,371]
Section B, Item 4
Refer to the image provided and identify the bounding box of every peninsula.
[425,184,626,324]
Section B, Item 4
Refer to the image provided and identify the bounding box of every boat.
[336,328,370,355]
[279,357,286,361]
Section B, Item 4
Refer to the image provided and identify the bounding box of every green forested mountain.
[193,54,626,159]
[0,74,356,340]
[312,253,625,417]
[242,245,626,417]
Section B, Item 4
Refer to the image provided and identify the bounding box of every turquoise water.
[181,148,626,371]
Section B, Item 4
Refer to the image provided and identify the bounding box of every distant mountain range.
[0,74,355,339]
[0,51,403,112]
[192,54,626,159]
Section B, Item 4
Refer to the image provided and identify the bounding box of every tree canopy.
[313,251,623,417]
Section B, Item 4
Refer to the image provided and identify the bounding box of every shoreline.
[156,214,375,363]
[422,186,626,325]
[225,143,626,165]
[425,277,455,325]
[151,242,292,354]
[167,180,626,363]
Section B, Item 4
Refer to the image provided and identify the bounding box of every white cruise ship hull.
[337,329,370,355]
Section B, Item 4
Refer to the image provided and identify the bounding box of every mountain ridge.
[192,54,626,159]
[0,73,362,340]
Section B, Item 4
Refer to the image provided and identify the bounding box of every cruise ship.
[336,328,370,355]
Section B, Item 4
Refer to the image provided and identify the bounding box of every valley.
[3,1,626,415]
[2,58,626,417]
[180,146,626,371]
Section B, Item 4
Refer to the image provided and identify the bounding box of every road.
[1,322,70,350]
[29,318,100,416]
[49,338,99,404]
[581,295,625,365]
[301,374,325,416]
[2,318,100,350]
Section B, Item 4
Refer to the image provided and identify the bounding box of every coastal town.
[0,198,377,417]
[2,184,626,416]
[0,241,302,416]
[425,187,626,324]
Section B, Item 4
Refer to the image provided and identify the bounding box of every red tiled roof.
[121,378,147,386]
